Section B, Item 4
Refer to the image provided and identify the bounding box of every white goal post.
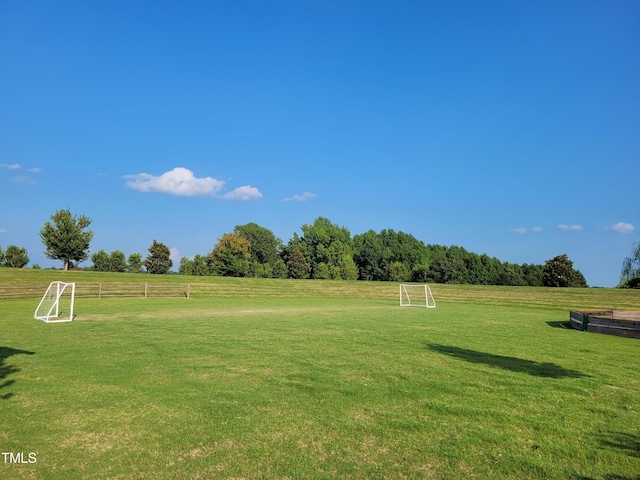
[399,284,436,308]
[34,281,76,323]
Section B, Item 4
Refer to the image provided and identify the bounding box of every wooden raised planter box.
[569,310,640,339]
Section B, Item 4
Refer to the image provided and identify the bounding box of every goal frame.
[34,281,76,323]
[399,284,436,308]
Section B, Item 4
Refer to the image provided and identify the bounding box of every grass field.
[1,269,639,479]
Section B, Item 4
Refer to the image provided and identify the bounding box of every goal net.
[400,284,436,308]
[34,281,76,322]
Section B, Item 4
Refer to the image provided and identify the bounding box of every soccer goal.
[34,281,76,322]
[400,284,436,308]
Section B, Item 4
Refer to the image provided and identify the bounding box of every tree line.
[6,209,601,288]
[7,208,640,287]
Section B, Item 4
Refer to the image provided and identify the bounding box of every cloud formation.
[558,224,583,231]
[608,222,635,234]
[124,167,223,196]
[509,226,542,234]
[222,185,263,201]
[1,163,41,184]
[0,163,21,170]
[282,192,317,202]
[123,167,261,200]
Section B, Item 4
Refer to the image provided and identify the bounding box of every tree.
[179,255,210,276]
[179,257,194,275]
[0,246,5,265]
[3,245,29,268]
[620,241,640,288]
[353,230,385,280]
[411,263,430,282]
[427,250,468,284]
[144,240,173,274]
[234,222,282,265]
[542,254,587,287]
[272,259,288,279]
[285,249,311,279]
[91,250,110,271]
[353,229,431,281]
[191,254,210,276]
[128,253,143,273]
[40,208,93,270]
[522,263,544,287]
[313,262,331,279]
[207,233,251,277]
[388,261,409,282]
[91,250,127,272]
[109,250,127,272]
[338,253,358,280]
[286,217,354,279]
[496,263,525,286]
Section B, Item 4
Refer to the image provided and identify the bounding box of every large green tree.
[353,229,430,281]
[91,250,110,271]
[619,241,640,288]
[128,253,143,273]
[542,254,587,287]
[234,222,281,265]
[352,230,385,280]
[40,208,93,270]
[427,250,468,284]
[286,217,357,280]
[285,249,311,279]
[207,233,251,277]
[109,250,127,272]
[3,245,29,268]
[178,254,210,276]
[144,240,173,274]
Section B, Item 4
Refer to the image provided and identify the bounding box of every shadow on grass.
[600,432,640,459]
[0,346,35,400]
[547,321,573,329]
[425,344,589,378]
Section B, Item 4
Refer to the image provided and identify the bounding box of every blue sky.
[1,1,638,287]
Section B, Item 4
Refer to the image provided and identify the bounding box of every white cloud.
[0,229,7,234]
[123,167,262,200]
[558,224,583,231]
[222,185,263,201]
[0,163,21,170]
[28,167,42,173]
[608,222,635,234]
[283,192,318,202]
[510,226,542,234]
[123,167,224,197]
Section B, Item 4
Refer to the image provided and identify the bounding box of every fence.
[0,283,191,299]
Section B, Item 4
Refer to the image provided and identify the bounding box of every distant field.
[1,268,639,479]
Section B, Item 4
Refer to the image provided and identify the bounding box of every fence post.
[99,283,102,300]
[144,283,148,299]
[186,283,190,298]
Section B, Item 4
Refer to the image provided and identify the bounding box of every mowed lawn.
[1,271,639,479]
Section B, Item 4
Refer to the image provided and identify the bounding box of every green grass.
[1,269,639,479]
